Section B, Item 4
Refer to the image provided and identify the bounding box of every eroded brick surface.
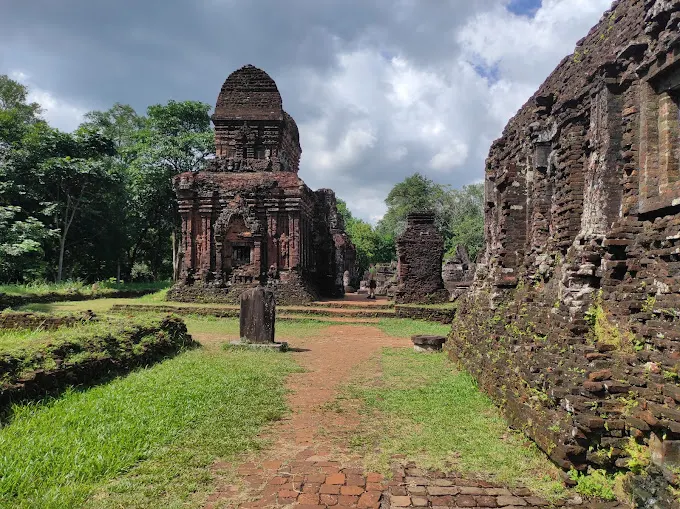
[447,0,680,501]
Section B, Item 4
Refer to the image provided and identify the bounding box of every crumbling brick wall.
[395,213,448,304]
[449,0,680,489]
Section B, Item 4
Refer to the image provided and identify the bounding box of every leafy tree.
[81,100,214,281]
[0,76,55,281]
[337,199,395,277]
[377,172,449,239]
[441,183,484,260]
[36,127,116,281]
[129,100,214,280]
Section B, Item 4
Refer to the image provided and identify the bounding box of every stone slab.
[228,340,289,352]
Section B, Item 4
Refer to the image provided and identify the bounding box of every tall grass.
[0,348,299,508]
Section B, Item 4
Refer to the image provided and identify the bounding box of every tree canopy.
[0,75,214,283]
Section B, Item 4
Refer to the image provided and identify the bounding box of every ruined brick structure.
[448,0,680,495]
[169,65,355,305]
[442,245,476,300]
[395,213,448,304]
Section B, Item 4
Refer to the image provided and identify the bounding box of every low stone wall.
[111,303,395,319]
[112,304,240,318]
[0,311,97,330]
[395,305,456,324]
[0,288,159,310]
[0,316,195,414]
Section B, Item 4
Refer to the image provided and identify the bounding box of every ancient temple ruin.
[395,213,448,304]
[449,0,680,495]
[169,65,355,304]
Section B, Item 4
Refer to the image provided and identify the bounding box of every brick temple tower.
[169,65,356,304]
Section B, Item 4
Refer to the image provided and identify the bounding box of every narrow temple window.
[233,245,251,266]
[255,146,266,159]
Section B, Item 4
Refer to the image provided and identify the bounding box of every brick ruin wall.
[448,0,680,493]
[396,213,448,304]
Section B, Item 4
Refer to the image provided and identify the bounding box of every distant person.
[368,277,377,299]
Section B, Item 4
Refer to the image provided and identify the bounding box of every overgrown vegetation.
[0,315,194,407]
[340,348,566,500]
[0,348,299,508]
[585,291,639,352]
[568,469,617,500]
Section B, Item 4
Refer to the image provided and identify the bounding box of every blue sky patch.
[473,62,501,85]
[506,0,542,17]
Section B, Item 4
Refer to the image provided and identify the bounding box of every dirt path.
[201,325,575,509]
[204,325,407,508]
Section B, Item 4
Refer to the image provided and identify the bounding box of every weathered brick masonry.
[396,213,449,304]
[169,65,355,305]
[449,0,680,492]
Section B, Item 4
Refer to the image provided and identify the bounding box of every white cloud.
[295,0,613,221]
[10,70,88,132]
[1,0,615,222]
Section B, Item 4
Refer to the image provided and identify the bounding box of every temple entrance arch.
[214,204,264,284]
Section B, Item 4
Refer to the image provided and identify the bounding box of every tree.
[37,127,116,281]
[337,199,395,277]
[441,183,484,260]
[377,172,449,239]
[130,100,214,280]
[80,100,214,281]
[0,76,56,282]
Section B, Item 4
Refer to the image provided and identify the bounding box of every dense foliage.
[0,75,213,283]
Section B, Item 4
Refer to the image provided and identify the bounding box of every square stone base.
[413,344,442,353]
[228,340,289,352]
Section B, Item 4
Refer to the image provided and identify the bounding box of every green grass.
[0,347,299,509]
[0,280,170,297]
[343,348,566,500]
[376,318,451,338]
[182,315,336,339]
[0,326,54,352]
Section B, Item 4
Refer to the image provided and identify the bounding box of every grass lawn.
[0,340,300,508]
[375,318,450,338]
[0,326,53,352]
[0,280,170,297]
[341,348,566,500]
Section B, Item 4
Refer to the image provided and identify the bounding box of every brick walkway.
[200,323,623,509]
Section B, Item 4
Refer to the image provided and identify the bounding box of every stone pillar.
[240,286,275,343]
[395,213,448,304]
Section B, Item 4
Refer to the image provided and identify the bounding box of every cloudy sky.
[0,0,612,222]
